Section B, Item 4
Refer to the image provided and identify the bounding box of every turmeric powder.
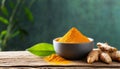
[44,54,71,64]
[58,27,90,43]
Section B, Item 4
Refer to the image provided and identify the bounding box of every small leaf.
[12,30,20,38]
[27,43,55,56]
[0,30,7,39]
[24,7,34,23]
[1,30,7,35]
[19,29,28,36]
[1,7,9,16]
[0,16,9,25]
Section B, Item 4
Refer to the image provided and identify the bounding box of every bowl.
[53,37,94,60]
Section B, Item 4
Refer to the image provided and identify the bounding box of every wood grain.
[0,51,119,69]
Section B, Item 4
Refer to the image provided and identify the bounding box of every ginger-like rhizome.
[87,42,120,64]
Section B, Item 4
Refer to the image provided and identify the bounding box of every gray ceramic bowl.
[53,37,94,60]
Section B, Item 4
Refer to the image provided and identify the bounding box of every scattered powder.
[44,54,71,64]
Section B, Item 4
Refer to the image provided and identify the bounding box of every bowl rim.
[53,37,94,44]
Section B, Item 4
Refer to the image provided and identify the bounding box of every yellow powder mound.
[58,27,90,43]
[44,54,71,64]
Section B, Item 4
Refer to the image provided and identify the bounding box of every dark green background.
[1,0,120,50]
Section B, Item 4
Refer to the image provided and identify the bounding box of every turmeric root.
[97,42,117,53]
[87,49,100,64]
[87,42,119,64]
[110,51,120,62]
[100,52,112,64]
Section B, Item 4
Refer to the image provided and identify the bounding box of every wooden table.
[0,51,119,69]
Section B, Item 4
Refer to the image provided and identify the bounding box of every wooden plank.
[0,67,119,69]
[0,51,119,68]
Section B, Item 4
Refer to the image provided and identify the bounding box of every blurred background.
[0,0,120,51]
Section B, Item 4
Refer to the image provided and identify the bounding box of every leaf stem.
[1,0,21,50]
[1,0,6,8]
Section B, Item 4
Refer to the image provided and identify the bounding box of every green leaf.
[0,30,7,39]
[19,29,28,36]
[1,30,7,35]
[1,7,9,16]
[27,43,55,56]
[24,7,34,23]
[0,16,9,25]
[12,30,20,38]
